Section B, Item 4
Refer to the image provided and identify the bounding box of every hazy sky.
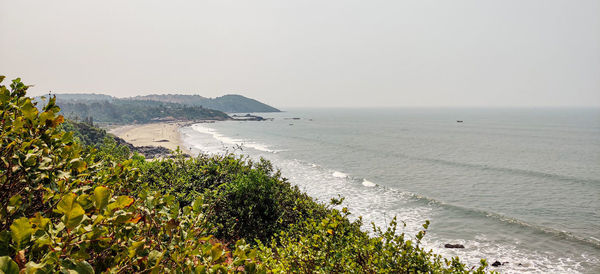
[1,0,599,108]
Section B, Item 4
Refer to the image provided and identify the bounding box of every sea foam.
[332,171,348,178]
[362,179,376,187]
[191,124,278,153]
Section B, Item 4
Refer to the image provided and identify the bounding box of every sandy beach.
[109,122,190,154]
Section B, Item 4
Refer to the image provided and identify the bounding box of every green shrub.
[59,120,108,147]
[259,204,488,273]
[203,159,328,244]
[138,155,329,244]
[89,136,134,164]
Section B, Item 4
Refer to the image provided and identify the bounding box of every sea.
[180,108,600,273]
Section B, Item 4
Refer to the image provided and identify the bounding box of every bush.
[59,120,108,147]
[203,158,328,244]
[259,205,488,273]
[138,154,329,244]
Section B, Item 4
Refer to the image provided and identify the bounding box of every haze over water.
[182,107,600,273]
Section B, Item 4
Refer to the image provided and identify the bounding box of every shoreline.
[108,122,193,156]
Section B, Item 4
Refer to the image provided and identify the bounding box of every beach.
[109,122,190,154]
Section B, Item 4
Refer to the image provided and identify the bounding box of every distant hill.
[131,94,280,113]
[36,95,230,124]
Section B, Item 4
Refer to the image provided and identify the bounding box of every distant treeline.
[35,92,280,124]
[39,97,230,124]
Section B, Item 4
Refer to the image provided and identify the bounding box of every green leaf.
[147,250,163,266]
[128,241,144,258]
[33,234,52,249]
[20,101,38,120]
[107,196,134,212]
[10,217,33,249]
[70,159,87,173]
[7,195,22,214]
[0,256,19,274]
[56,193,85,230]
[0,231,11,256]
[61,259,94,274]
[0,89,9,104]
[113,211,132,224]
[73,260,94,274]
[39,111,53,124]
[210,244,223,262]
[192,197,204,213]
[92,186,110,211]
[195,265,206,274]
[77,194,92,209]
[25,261,47,272]
[30,213,50,230]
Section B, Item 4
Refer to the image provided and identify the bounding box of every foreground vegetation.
[1,76,489,272]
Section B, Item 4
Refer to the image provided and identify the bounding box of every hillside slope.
[36,95,230,124]
[132,94,280,113]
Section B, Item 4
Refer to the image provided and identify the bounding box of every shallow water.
[181,107,600,273]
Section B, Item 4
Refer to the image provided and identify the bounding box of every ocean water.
[180,108,600,273]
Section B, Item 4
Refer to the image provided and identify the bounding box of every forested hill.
[131,94,281,113]
[36,94,230,124]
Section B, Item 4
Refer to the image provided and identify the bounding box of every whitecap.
[362,179,376,187]
[332,171,348,178]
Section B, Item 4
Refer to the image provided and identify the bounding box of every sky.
[1,0,599,108]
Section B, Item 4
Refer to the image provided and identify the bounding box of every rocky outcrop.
[491,261,509,267]
[114,136,183,158]
[231,114,267,121]
[135,146,173,158]
[444,244,465,248]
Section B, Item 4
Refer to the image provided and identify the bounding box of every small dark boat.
[456,120,463,123]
